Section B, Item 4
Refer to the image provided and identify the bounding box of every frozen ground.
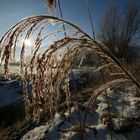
[1,67,140,140]
[0,77,32,108]
[0,79,23,107]
[21,82,140,140]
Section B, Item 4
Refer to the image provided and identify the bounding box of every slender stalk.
[84,0,113,139]
[122,88,124,117]
[85,0,95,39]
[58,0,66,37]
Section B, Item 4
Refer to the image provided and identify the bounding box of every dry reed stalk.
[0,15,139,126]
[83,78,131,126]
[45,0,56,15]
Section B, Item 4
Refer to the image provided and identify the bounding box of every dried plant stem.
[85,1,112,138]
[0,15,140,125]
[58,0,66,37]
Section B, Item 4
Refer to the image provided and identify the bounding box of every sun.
[24,39,32,46]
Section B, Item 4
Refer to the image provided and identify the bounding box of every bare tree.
[98,1,140,63]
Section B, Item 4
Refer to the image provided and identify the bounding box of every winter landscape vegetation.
[0,0,140,140]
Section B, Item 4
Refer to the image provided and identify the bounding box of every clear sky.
[0,0,140,38]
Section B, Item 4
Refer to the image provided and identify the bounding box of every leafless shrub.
[98,1,140,63]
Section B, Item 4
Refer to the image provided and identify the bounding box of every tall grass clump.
[0,15,140,139]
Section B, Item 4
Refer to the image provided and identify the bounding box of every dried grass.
[45,0,56,15]
[0,128,11,140]
[0,15,140,127]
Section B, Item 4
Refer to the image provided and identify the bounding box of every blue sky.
[0,0,140,38]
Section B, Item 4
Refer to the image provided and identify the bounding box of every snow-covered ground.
[1,67,140,140]
[0,77,32,108]
[0,79,23,108]
[21,82,140,140]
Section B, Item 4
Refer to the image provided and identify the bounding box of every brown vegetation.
[0,1,140,139]
[0,15,140,123]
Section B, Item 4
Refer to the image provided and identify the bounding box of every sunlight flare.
[24,39,32,46]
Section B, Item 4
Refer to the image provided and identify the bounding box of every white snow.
[21,125,48,140]
[0,80,23,107]
[20,82,140,140]
[1,73,140,140]
[0,78,32,108]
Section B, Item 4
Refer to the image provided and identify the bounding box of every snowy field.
[0,80,23,108]
[0,65,19,75]
[21,82,140,140]
[1,66,140,140]
[0,65,22,108]
[0,65,32,108]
